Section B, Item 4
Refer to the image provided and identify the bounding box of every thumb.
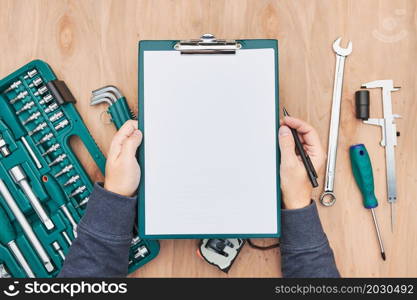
[121,130,143,158]
[278,126,297,166]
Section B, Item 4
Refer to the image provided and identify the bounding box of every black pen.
[282,107,319,188]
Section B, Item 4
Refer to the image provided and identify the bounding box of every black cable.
[247,239,280,250]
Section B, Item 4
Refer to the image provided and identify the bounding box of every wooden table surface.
[0,0,416,277]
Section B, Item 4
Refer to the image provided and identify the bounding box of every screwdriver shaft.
[371,208,386,260]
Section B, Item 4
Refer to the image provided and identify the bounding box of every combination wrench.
[320,37,352,207]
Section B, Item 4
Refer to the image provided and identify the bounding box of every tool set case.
[0,60,159,278]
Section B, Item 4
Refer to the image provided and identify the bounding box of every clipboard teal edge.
[137,39,281,239]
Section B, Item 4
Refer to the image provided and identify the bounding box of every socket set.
[0,60,159,277]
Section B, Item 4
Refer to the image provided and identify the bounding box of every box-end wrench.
[320,37,352,207]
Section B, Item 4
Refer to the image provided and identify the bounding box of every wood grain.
[0,0,416,277]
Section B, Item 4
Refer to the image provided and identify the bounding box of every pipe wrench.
[320,37,352,206]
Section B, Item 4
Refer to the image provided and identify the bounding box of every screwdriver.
[350,144,386,261]
[0,205,35,277]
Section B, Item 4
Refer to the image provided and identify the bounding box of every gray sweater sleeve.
[59,183,136,277]
[59,184,339,278]
[280,201,340,278]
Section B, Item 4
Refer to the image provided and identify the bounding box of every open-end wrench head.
[332,37,352,57]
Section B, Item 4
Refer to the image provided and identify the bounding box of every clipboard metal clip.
[174,34,241,54]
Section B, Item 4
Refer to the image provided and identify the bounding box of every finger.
[108,120,138,159]
[121,130,143,158]
[278,125,298,166]
[283,116,321,151]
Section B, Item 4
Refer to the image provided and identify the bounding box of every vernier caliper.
[360,80,401,231]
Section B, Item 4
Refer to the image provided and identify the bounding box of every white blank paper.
[143,48,278,235]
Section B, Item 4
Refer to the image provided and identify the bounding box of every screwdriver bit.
[28,122,47,136]
[63,175,80,187]
[10,91,28,104]
[75,197,89,208]
[35,132,54,146]
[24,69,38,79]
[54,165,73,178]
[48,154,67,167]
[4,80,22,93]
[22,111,41,125]
[55,119,69,131]
[34,86,48,96]
[16,101,35,115]
[41,143,60,156]
[49,111,64,122]
[39,94,53,105]
[29,78,43,88]
[44,103,58,113]
[69,185,86,198]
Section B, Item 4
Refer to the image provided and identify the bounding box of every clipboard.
[138,34,280,239]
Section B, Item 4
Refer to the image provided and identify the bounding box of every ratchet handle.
[349,144,378,209]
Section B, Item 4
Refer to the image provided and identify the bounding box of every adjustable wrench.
[320,37,352,206]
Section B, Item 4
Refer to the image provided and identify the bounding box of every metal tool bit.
[75,197,89,208]
[60,205,78,238]
[29,77,43,88]
[34,86,48,96]
[134,246,149,259]
[44,103,58,113]
[9,165,55,230]
[24,69,38,79]
[55,119,69,131]
[22,111,41,125]
[29,122,48,136]
[21,137,42,169]
[63,175,80,187]
[48,154,67,167]
[35,132,54,145]
[0,263,11,278]
[52,242,65,261]
[62,232,72,246]
[42,143,60,156]
[69,185,87,198]
[49,111,64,122]
[0,179,54,272]
[54,164,73,178]
[4,80,22,93]
[10,91,28,104]
[0,136,10,157]
[16,101,35,115]
[131,236,141,246]
[39,94,53,105]
[320,37,353,207]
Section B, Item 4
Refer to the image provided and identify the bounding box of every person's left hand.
[104,120,143,197]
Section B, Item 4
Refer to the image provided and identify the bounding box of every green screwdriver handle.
[349,144,378,209]
[0,205,15,244]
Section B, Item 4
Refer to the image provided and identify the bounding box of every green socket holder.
[0,60,159,277]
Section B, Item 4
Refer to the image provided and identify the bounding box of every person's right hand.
[104,120,143,197]
[278,116,326,209]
